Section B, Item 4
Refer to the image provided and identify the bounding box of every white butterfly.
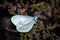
[11,15,38,33]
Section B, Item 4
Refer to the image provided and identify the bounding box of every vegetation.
[0,0,60,40]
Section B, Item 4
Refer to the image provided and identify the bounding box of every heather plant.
[0,0,60,40]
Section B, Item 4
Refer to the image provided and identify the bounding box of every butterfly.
[11,15,38,33]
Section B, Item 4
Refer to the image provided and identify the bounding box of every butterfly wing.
[11,15,38,32]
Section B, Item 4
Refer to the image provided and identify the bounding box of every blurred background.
[0,0,60,40]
